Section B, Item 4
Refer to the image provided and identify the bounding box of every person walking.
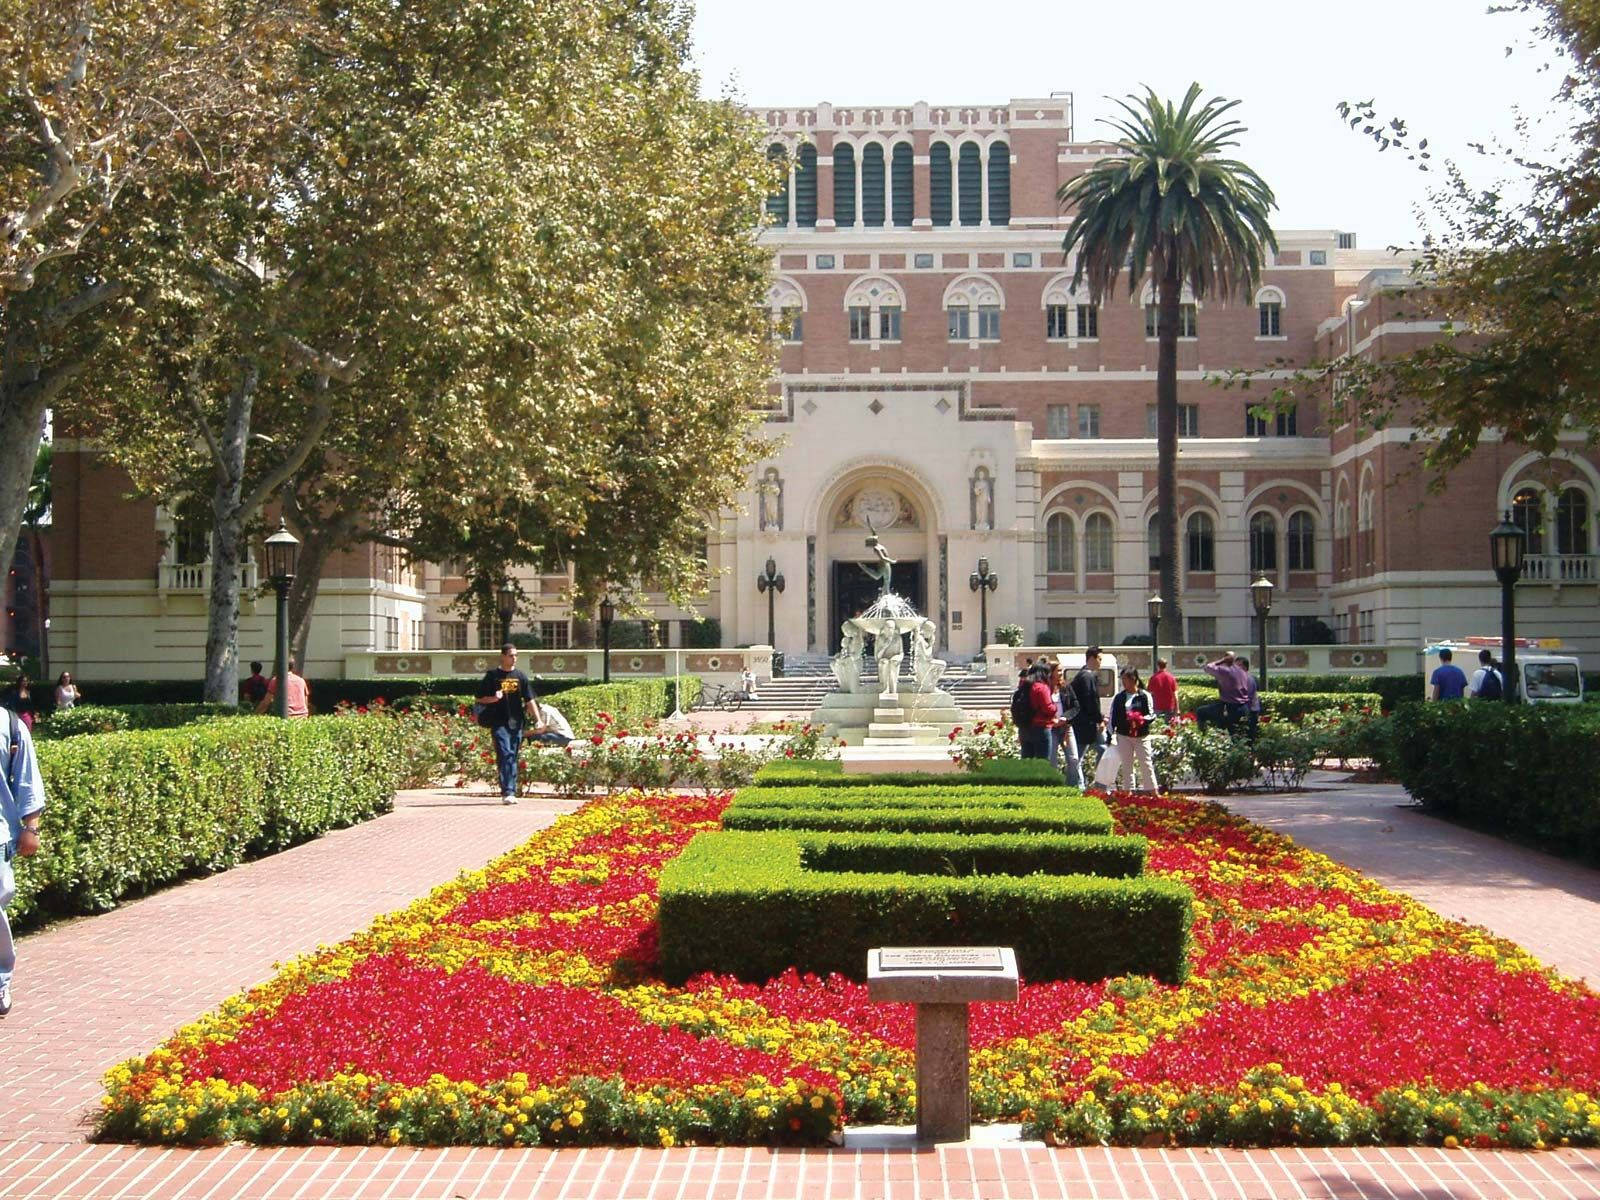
[53,672,81,712]
[255,661,312,717]
[1469,649,1505,700]
[476,644,535,803]
[1049,659,1084,787]
[1,704,46,1015]
[1093,668,1159,794]
[1069,647,1106,777]
[1017,663,1058,760]
[1148,658,1178,719]
[241,661,271,708]
[1429,648,1468,701]
[0,676,36,730]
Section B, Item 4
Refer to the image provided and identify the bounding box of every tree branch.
[241,394,336,515]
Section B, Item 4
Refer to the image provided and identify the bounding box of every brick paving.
[4,779,1600,1198]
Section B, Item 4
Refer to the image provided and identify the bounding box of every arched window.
[1512,486,1545,555]
[1256,287,1285,337]
[1186,512,1216,573]
[1084,513,1114,572]
[929,143,952,227]
[987,141,1010,225]
[1046,512,1075,572]
[833,142,856,227]
[795,144,818,227]
[1287,511,1316,571]
[764,143,789,225]
[891,143,914,227]
[957,142,982,226]
[1249,512,1278,573]
[1147,515,1161,571]
[1558,488,1591,556]
[861,144,885,227]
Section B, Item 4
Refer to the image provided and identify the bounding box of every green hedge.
[723,788,1114,835]
[66,675,612,711]
[799,830,1148,879]
[13,716,404,927]
[659,830,1191,984]
[1175,687,1382,721]
[36,702,243,738]
[1387,702,1600,860]
[387,678,700,737]
[750,758,1065,787]
[1175,672,1421,712]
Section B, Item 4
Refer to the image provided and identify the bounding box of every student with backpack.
[1012,664,1058,760]
[1069,647,1107,776]
[1470,649,1505,700]
[1,705,46,1016]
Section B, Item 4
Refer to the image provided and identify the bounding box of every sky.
[689,0,1576,250]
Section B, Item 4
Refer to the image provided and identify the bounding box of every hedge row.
[58,675,610,711]
[1387,702,1600,861]
[36,703,244,739]
[1174,687,1383,721]
[751,758,1064,787]
[658,830,1191,985]
[722,789,1115,835]
[1175,672,1421,712]
[389,678,701,737]
[14,716,404,927]
[798,830,1148,879]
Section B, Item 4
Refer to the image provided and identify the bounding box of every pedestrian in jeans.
[1237,656,1262,741]
[1,706,46,1015]
[1018,664,1058,760]
[1047,659,1084,787]
[1198,652,1251,735]
[476,644,536,803]
[1069,647,1107,778]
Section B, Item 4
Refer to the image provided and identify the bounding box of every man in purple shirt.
[1198,652,1251,735]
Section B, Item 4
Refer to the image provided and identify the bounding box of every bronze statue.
[859,519,896,598]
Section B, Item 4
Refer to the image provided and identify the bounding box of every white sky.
[690,0,1576,249]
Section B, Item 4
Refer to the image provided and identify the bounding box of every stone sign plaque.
[877,947,1005,972]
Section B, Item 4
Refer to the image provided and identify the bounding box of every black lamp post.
[599,596,615,683]
[755,556,785,649]
[1147,593,1163,673]
[495,582,515,648]
[968,557,999,648]
[264,519,300,718]
[1250,573,1275,693]
[1491,511,1527,704]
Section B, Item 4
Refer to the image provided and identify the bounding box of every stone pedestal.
[867,946,1020,1144]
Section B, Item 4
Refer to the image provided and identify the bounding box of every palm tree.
[1059,84,1277,647]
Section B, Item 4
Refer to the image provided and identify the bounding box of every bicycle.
[694,683,746,712]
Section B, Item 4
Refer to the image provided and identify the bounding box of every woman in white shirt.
[54,672,81,712]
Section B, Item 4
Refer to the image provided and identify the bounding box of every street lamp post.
[1147,593,1163,674]
[755,557,785,650]
[1250,574,1275,693]
[496,582,515,648]
[264,520,301,719]
[1491,512,1528,705]
[968,557,999,649]
[599,596,615,684]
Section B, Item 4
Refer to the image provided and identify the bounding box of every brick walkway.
[4,780,1600,1198]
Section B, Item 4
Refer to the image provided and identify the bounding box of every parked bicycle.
[694,683,746,712]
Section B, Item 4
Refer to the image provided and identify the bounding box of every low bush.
[947,717,1022,770]
[15,715,404,926]
[1250,721,1324,791]
[799,830,1148,878]
[1175,687,1382,721]
[36,702,243,738]
[722,788,1114,835]
[1387,702,1600,860]
[658,830,1192,984]
[1175,672,1420,712]
[68,674,614,711]
[750,757,1062,787]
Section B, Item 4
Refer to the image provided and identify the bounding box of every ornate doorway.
[829,560,924,653]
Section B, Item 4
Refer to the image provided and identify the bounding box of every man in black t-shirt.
[1069,647,1107,782]
[476,644,536,804]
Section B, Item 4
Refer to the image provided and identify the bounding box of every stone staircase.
[741,656,1013,714]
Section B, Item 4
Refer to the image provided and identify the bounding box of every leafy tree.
[1059,85,1277,644]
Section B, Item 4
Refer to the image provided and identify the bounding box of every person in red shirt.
[256,661,312,717]
[1148,658,1179,719]
[1019,664,1059,759]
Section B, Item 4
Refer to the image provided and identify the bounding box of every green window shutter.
[833,143,856,227]
[861,144,885,227]
[795,145,818,227]
[958,143,982,226]
[930,143,952,227]
[987,141,1010,226]
[765,144,789,224]
[891,143,914,226]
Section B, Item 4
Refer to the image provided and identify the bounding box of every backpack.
[4,707,20,801]
[1009,682,1035,727]
[1478,668,1504,700]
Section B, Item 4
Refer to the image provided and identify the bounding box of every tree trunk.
[29,526,49,678]
[0,394,47,595]
[1155,258,1185,648]
[286,524,339,670]
[201,363,260,703]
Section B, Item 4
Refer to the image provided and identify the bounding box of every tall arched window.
[794,145,818,227]
[1512,486,1545,555]
[929,143,952,227]
[1147,515,1161,571]
[987,141,1010,225]
[891,143,914,227]
[1186,512,1216,573]
[861,144,885,227]
[1287,511,1316,571]
[764,143,789,225]
[1558,488,1591,556]
[957,143,983,226]
[833,142,856,227]
[1249,512,1278,573]
[1084,513,1114,572]
[1046,512,1075,572]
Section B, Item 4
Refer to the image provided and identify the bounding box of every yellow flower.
[502,1123,516,1137]
[568,1111,584,1128]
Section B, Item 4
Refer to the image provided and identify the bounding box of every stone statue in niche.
[970,470,994,531]
[757,468,783,531]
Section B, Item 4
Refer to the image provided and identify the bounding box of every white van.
[1422,639,1584,705]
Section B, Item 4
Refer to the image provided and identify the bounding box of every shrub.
[658,830,1192,984]
[1175,687,1382,722]
[1182,726,1258,794]
[14,716,404,926]
[751,757,1061,787]
[947,717,1022,771]
[1175,672,1421,713]
[722,788,1114,835]
[1387,702,1600,860]
[798,830,1149,879]
[994,623,1025,647]
[1251,720,1324,791]
[37,703,244,739]
[682,618,722,649]
[35,705,129,737]
[68,675,613,711]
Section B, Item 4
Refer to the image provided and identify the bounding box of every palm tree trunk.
[1156,258,1184,648]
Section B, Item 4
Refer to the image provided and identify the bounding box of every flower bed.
[99,789,1600,1150]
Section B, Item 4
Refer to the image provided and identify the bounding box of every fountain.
[813,529,966,747]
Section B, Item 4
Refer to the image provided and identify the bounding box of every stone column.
[916,1003,971,1143]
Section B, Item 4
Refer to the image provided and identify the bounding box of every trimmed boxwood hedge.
[799,830,1147,878]
[36,702,244,738]
[658,830,1192,984]
[723,787,1113,835]
[1176,672,1420,712]
[389,678,701,737]
[12,715,404,927]
[1175,687,1383,721]
[64,674,615,711]
[751,758,1065,787]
